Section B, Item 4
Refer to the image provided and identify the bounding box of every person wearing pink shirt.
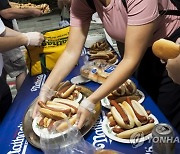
[33,0,180,133]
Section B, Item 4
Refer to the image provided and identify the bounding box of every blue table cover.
[0,57,179,154]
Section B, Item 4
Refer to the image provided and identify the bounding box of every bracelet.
[80,99,96,114]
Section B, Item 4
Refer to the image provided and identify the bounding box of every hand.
[166,54,180,85]
[23,32,44,46]
[176,38,180,44]
[31,84,56,119]
[32,101,40,119]
[76,106,92,129]
[76,98,95,129]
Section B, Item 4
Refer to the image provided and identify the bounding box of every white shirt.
[0,18,6,76]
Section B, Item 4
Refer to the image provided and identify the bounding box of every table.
[0,56,179,154]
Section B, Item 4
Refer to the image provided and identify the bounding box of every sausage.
[38,101,71,115]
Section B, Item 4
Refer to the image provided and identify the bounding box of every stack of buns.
[107,99,155,139]
[35,82,81,132]
[80,60,116,84]
[107,79,142,103]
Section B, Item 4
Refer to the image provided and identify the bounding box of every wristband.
[80,99,96,114]
[39,84,57,100]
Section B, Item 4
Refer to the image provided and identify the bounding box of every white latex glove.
[23,32,44,46]
[32,84,56,119]
[76,98,96,129]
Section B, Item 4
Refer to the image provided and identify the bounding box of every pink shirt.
[70,0,180,44]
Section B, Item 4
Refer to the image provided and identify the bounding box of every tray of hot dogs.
[101,79,145,109]
[102,98,158,143]
[86,40,119,65]
[23,81,101,149]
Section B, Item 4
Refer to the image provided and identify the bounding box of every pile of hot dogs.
[108,79,142,103]
[88,40,118,64]
[35,82,81,132]
[107,98,155,139]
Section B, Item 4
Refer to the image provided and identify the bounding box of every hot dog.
[38,101,71,115]
[39,108,67,121]
[116,123,155,139]
[124,79,137,95]
[52,98,80,108]
[110,100,135,129]
[108,79,137,102]
[56,114,77,132]
[126,99,148,124]
[46,101,77,114]
[56,84,76,99]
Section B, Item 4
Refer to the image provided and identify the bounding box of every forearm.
[0,8,39,19]
[0,35,26,52]
[4,26,21,36]
[45,49,81,90]
[88,22,156,104]
[42,25,89,90]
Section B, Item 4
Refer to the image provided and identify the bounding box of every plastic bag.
[40,119,96,154]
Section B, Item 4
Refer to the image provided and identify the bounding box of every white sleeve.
[0,18,5,35]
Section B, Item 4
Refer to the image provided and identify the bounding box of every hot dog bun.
[56,114,77,132]
[46,101,71,110]
[80,61,116,84]
[46,100,78,114]
[152,39,180,60]
[110,100,135,129]
[39,108,67,121]
[52,98,80,108]
[117,123,155,139]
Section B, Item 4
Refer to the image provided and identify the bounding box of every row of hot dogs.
[106,99,155,139]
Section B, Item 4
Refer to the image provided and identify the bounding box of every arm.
[77,20,158,128]
[0,26,44,52]
[87,22,157,103]
[31,24,90,118]
[0,27,27,52]
[44,25,90,90]
[0,7,42,19]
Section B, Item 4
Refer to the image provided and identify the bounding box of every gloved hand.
[23,32,44,46]
[76,98,96,129]
[32,84,56,119]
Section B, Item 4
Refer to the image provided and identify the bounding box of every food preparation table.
[0,56,179,154]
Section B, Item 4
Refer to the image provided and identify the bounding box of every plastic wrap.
[40,120,96,154]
